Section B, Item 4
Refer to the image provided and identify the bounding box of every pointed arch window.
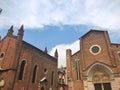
[75,60,80,80]
[51,71,54,86]
[18,60,26,80]
[32,65,37,83]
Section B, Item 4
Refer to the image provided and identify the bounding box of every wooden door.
[103,83,111,90]
[94,83,102,90]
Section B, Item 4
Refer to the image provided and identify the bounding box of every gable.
[80,30,107,39]
[80,30,112,68]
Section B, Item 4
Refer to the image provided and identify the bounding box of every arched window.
[18,60,26,80]
[32,65,37,83]
[75,60,80,80]
[51,71,54,86]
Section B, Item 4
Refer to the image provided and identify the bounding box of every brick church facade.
[0,25,58,90]
[66,30,120,90]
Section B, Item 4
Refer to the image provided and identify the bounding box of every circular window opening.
[90,45,101,55]
[92,46,99,53]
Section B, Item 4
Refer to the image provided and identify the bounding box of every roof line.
[79,29,107,39]
[22,41,57,61]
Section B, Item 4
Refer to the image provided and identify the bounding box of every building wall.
[0,35,18,90]
[66,30,120,90]
[14,42,58,90]
[0,26,58,90]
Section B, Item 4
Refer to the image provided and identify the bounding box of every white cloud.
[85,0,120,30]
[49,40,79,67]
[0,0,120,31]
[0,0,120,67]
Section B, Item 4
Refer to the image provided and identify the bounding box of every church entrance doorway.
[93,71,112,90]
[87,63,114,90]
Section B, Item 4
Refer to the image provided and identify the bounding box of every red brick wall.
[0,29,58,90]
[66,30,120,90]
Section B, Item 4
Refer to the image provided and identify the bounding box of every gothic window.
[32,65,37,83]
[51,71,54,86]
[75,60,80,80]
[18,60,26,80]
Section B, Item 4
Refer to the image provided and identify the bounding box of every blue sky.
[0,0,120,67]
